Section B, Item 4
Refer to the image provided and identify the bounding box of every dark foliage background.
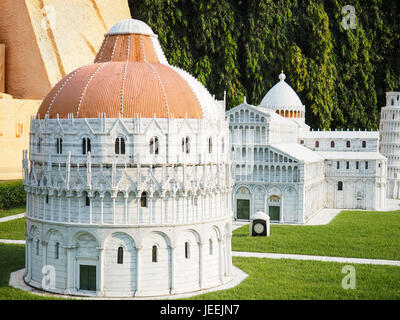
[128,0,399,130]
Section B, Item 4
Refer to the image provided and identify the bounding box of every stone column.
[97,247,104,296]
[124,194,128,224]
[68,196,71,223]
[26,238,33,279]
[89,194,93,224]
[169,245,176,294]
[112,196,116,224]
[137,195,140,224]
[201,194,205,220]
[43,195,46,220]
[218,239,224,284]
[182,196,186,223]
[58,196,62,221]
[148,195,153,224]
[100,195,104,224]
[135,246,143,296]
[64,246,75,294]
[198,241,204,289]
[51,196,54,221]
[42,241,48,270]
[171,195,176,223]
[78,196,81,224]
[160,195,164,224]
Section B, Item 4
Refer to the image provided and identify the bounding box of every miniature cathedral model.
[23,19,234,297]
[228,72,387,223]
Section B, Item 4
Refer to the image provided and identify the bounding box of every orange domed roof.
[37,20,207,120]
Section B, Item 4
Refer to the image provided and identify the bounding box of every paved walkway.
[232,251,400,267]
[0,213,26,245]
[0,213,25,223]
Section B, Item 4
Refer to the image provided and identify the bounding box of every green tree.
[129,0,400,130]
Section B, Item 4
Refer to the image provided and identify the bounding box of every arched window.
[82,137,91,155]
[208,137,213,154]
[338,181,343,191]
[85,192,90,206]
[46,194,49,204]
[209,239,213,255]
[185,242,190,259]
[37,137,42,153]
[36,239,40,255]
[55,242,59,260]
[330,141,335,148]
[117,247,123,264]
[362,141,366,148]
[149,136,159,155]
[140,192,147,208]
[56,137,63,154]
[152,245,157,262]
[315,141,319,148]
[181,136,190,154]
[115,137,125,155]
[346,140,351,148]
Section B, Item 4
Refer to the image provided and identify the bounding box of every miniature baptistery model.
[23,19,234,297]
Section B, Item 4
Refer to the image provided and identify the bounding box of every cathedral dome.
[37,19,218,120]
[107,19,155,36]
[260,72,303,109]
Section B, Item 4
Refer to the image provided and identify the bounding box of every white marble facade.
[379,92,400,198]
[24,114,234,297]
[228,73,387,223]
[23,19,234,298]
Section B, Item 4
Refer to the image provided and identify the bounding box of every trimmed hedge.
[0,180,26,210]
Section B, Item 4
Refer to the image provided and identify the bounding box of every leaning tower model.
[22,19,234,297]
[379,92,400,198]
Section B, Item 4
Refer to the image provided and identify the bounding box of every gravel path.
[232,251,400,267]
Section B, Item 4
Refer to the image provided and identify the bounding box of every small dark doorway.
[80,265,96,291]
[237,199,250,220]
[269,206,280,221]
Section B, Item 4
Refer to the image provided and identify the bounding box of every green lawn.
[232,210,400,260]
[0,218,25,240]
[0,207,25,219]
[191,257,400,300]
[0,244,61,300]
[0,209,399,300]
[0,244,399,300]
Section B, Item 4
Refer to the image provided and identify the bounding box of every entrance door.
[237,199,250,220]
[80,265,96,291]
[269,206,280,221]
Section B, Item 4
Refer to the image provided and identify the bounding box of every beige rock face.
[0,0,131,180]
[0,44,4,93]
[0,0,131,100]
[0,98,41,180]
